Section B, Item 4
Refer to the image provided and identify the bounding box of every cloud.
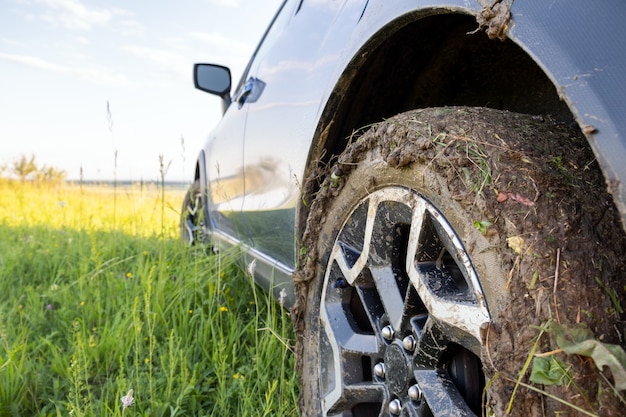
[189,31,250,55]
[115,19,145,37]
[208,0,241,6]
[122,45,181,67]
[74,35,89,45]
[122,45,188,81]
[0,52,129,86]
[38,0,110,29]
[33,0,130,30]
[0,37,25,47]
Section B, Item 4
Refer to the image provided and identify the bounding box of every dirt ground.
[294,107,626,416]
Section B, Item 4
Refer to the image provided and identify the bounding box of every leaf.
[548,322,626,391]
[497,192,509,202]
[473,220,492,235]
[507,236,525,255]
[496,191,535,206]
[530,356,569,386]
[529,270,539,289]
[509,193,535,207]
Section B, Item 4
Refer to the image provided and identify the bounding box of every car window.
[234,0,293,94]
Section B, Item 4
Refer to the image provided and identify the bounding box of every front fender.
[508,1,626,227]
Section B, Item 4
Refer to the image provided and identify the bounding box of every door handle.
[235,77,266,108]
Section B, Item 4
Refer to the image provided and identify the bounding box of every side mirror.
[194,64,232,112]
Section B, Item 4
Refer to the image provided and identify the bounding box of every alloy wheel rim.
[183,191,205,245]
[319,186,490,416]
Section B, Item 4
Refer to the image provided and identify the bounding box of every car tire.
[294,107,626,416]
[180,179,205,245]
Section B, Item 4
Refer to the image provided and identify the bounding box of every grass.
[0,179,298,416]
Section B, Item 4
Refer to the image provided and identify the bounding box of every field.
[0,180,298,416]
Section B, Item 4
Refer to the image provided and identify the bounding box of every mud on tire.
[293,107,626,416]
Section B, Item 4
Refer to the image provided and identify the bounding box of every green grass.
[0,180,298,416]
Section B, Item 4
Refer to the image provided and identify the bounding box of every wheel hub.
[384,343,412,395]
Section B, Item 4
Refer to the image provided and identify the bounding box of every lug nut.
[389,399,402,415]
[408,384,423,402]
[402,335,416,351]
[374,363,386,378]
[381,325,394,340]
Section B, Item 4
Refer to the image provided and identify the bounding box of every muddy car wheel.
[180,179,205,245]
[295,107,626,416]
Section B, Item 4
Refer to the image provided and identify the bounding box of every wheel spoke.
[333,241,362,286]
[412,317,448,369]
[335,199,376,285]
[324,302,379,354]
[405,196,427,272]
[370,265,405,331]
[184,218,197,244]
[414,370,477,416]
[406,202,490,345]
[325,382,386,416]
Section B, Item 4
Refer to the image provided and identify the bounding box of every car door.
[240,0,370,265]
[201,2,289,242]
[198,0,301,260]
[203,94,249,240]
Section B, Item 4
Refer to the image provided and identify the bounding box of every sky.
[0,0,282,182]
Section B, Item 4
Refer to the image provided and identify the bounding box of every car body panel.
[240,0,370,264]
[194,0,626,305]
[204,102,250,240]
[506,1,626,222]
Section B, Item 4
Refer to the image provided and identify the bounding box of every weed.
[595,277,624,314]
[430,131,448,148]
[107,101,119,230]
[506,322,548,413]
[463,140,492,194]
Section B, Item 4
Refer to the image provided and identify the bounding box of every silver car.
[182,1,626,415]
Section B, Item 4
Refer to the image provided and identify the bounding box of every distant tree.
[10,154,65,184]
[13,154,38,181]
[35,165,67,184]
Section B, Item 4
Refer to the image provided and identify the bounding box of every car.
[182,1,626,416]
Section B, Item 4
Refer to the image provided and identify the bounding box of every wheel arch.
[193,150,206,197]
[193,149,212,231]
[296,7,625,241]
